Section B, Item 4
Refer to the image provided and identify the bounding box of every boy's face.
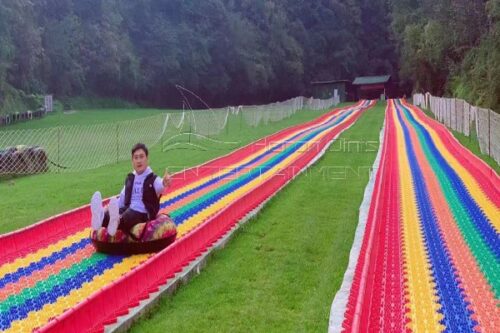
[132,149,148,174]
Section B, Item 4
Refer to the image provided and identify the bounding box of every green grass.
[64,96,139,109]
[1,95,159,130]
[0,108,176,130]
[0,105,344,234]
[420,108,499,173]
[127,103,386,332]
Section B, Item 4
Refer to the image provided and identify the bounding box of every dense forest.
[0,0,498,113]
[392,0,499,111]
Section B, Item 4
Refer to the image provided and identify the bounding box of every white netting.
[0,96,338,175]
[182,108,230,137]
[241,97,304,127]
[241,96,340,128]
[305,96,340,110]
[413,93,499,165]
[0,114,170,174]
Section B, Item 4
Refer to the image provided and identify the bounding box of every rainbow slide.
[0,100,374,332]
[331,99,499,332]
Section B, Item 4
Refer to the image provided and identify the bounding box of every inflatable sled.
[91,213,177,255]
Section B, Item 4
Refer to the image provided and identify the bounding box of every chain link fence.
[0,96,339,175]
[413,93,499,165]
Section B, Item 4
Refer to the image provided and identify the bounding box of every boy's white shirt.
[118,166,164,213]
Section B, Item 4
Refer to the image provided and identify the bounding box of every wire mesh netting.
[0,114,170,174]
[413,93,499,165]
[0,96,339,175]
[240,96,305,127]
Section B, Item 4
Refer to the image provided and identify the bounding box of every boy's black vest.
[123,172,160,219]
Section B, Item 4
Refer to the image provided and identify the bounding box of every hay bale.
[0,147,16,174]
[30,146,48,173]
[0,145,48,175]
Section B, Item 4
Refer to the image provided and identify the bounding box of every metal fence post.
[239,108,243,130]
[116,123,119,164]
[161,121,164,152]
[57,126,61,173]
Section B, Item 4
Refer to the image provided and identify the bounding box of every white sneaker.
[107,197,120,236]
[90,191,104,231]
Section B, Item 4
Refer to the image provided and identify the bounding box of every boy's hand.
[162,168,171,187]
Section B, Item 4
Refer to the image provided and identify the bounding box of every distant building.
[352,75,391,100]
[310,80,353,103]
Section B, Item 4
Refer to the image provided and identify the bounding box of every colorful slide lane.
[0,100,374,333]
[334,99,499,333]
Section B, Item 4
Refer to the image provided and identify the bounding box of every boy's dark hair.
[131,143,148,156]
